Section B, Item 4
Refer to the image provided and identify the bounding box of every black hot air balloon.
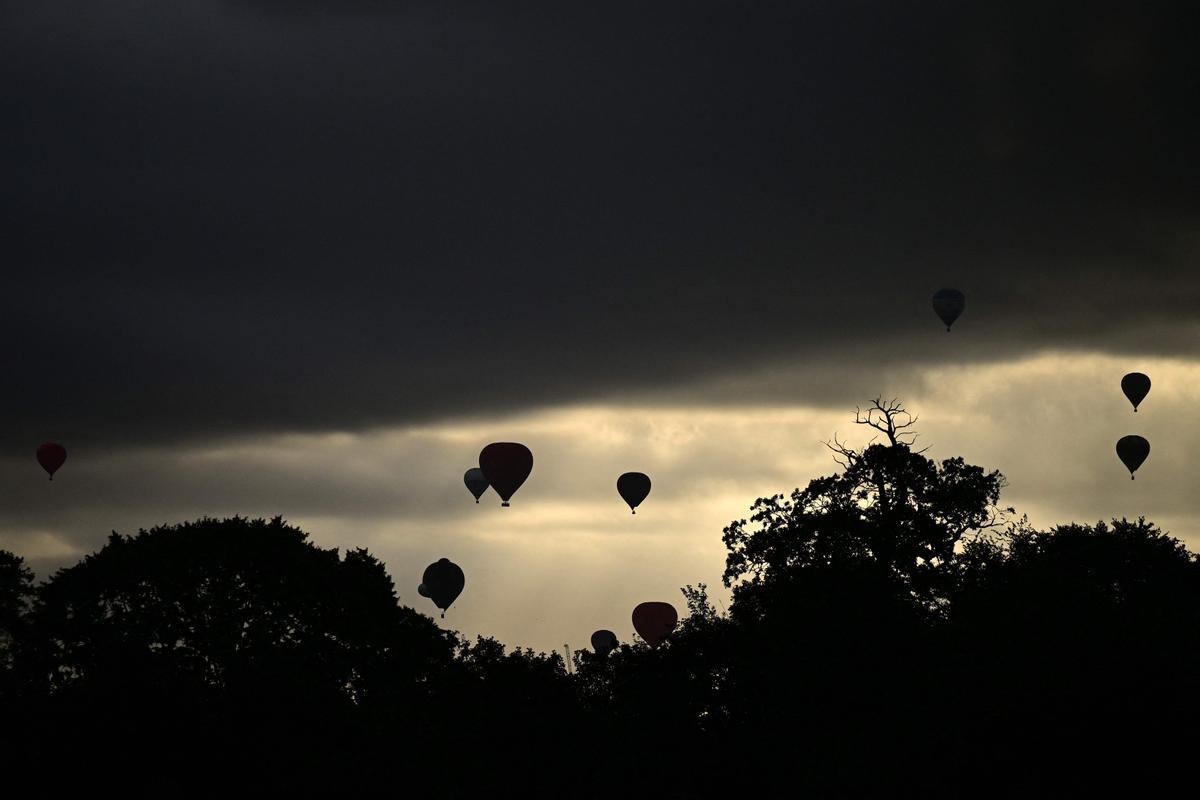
[421,558,465,617]
[1121,373,1151,412]
[632,602,678,648]
[417,583,430,598]
[479,443,533,507]
[590,629,619,657]
[1116,435,1150,480]
[463,468,489,503]
[37,443,67,480]
[617,472,652,514]
[932,289,965,332]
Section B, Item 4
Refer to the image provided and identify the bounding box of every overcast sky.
[3,2,1198,651]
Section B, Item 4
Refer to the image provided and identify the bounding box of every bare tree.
[824,396,927,467]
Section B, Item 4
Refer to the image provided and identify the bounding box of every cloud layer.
[3,2,1198,447]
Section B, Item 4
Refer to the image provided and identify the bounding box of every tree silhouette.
[703,399,1013,793]
[31,516,449,698]
[724,397,1011,613]
[21,516,454,794]
[944,517,1200,794]
[0,551,34,698]
[2,416,1200,796]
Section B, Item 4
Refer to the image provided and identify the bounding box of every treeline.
[2,406,1199,796]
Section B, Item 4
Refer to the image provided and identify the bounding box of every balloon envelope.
[632,602,678,647]
[931,289,965,331]
[463,468,489,502]
[37,443,67,480]
[1116,435,1150,479]
[422,558,465,616]
[479,443,533,506]
[1121,373,1151,412]
[617,472,652,514]
[590,629,619,657]
[417,583,430,598]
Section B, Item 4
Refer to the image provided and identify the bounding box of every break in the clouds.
[3,1,1199,446]
[3,352,1199,652]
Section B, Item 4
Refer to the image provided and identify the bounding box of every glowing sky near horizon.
[4,350,1198,652]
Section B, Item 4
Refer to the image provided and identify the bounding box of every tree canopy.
[2,401,1199,796]
[30,516,451,702]
[723,398,1011,618]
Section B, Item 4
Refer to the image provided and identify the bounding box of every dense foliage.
[2,418,1198,796]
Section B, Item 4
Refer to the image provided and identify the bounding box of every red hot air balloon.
[632,602,678,648]
[479,443,533,507]
[37,443,67,480]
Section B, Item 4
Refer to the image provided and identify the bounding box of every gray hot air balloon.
[463,468,489,503]
[1116,435,1150,480]
[422,558,465,617]
[616,472,652,514]
[1121,373,1151,412]
[932,289,965,332]
[590,629,619,657]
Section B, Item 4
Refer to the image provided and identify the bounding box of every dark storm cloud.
[4,1,1198,447]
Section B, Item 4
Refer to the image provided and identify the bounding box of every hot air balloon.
[37,443,67,480]
[421,558,465,617]
[463,468,489,503]
[479,442,533,507]
[417,583,430,598]
[1116,435,1150,480]
[616,472,652,514]
[632,602,678,648]
[590,629,619,658]
[1121,373,1151,412]
[932,289,965,332]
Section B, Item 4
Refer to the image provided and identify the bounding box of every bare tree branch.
[826,396,930,468]
[821,434,858,469]
[851,396,921,447]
